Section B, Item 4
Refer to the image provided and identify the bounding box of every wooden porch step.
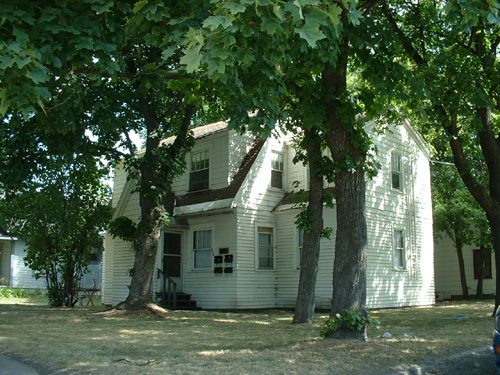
[155,292,201,310]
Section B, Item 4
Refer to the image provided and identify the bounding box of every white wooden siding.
[274,122,435,309]
[434,234,496,299]
[104,121,435,310]
[171,131,230,195]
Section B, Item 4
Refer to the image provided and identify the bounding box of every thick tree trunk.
[117,95,193,311]
[328,168,368,341]
[321,30,368,339]
[293,129,324,324]
[454,233,469,299]
[117,216,162,310]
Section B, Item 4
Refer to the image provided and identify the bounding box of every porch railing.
[157,268,177,310]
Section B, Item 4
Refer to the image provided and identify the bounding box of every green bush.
[320,307,378,338]
[0,288,42,299]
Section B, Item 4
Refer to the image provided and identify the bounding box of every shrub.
[0,288,42,299]
[320,307,378,338]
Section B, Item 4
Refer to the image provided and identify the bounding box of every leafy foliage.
[0,153,111,307]
[0,288,42,299]
[1,0,227,309]
[320,307,377,338]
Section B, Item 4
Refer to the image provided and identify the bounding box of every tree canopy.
[380,0,500,312]
[0,153,110,306]
[1,0,225,310]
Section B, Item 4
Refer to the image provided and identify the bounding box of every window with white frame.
[391,152,402,191]
[258,226,274,269]
[193,229,212,269]
[190,150,210,191]
[271,152,284,189]
[393,229,405,269]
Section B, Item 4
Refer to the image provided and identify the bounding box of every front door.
[163,232,182,291]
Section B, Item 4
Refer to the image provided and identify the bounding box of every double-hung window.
[391,152,402,191]
[393,229,405,269]
[258,227,274,269]
[193,230,212,269]
[271,152,284,189]
[190,150,209,191]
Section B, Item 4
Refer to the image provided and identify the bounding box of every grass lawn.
[0,293,495,375]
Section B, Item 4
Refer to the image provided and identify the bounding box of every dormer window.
[391,152,402,191]
[190,150,209,191]
[271,152,284,189]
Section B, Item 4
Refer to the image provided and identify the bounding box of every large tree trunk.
[118,213,163,310]
[321,31,368,340]
[117,95,193,311]
[328,168,368,341]
[453,232,469,299]
[293,129,325,324]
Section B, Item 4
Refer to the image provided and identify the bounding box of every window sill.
[187,188,212,194]
[190,268,213,272]
[393,267,407,272]
[268,187,284,192]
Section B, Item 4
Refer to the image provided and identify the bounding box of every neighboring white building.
[0,228,102,290]
[102,120,435,309]
[434,234,496,300]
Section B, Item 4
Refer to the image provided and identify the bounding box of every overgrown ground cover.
[0,292,494,375]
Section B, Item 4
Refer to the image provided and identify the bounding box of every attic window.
[271,152,283,189]
[190,150,209,191]
[391,152,402,191]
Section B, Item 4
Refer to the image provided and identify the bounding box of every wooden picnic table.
[73,287,100,306]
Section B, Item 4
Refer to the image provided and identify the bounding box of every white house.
[434,234,496,300]
[0,228,102,290]
[102,120,435,309]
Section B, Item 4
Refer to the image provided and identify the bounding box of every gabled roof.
[162,121,229,146]
[175,137,265,212]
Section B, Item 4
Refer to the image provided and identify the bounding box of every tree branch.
[122,128,136,155]
[359,0,383,16]
[381,2,427,66]
[448,110,495,212]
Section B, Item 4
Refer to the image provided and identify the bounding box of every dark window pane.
[271,170,282,189]
[190,169,209,191]
[164,256,181,277]
[164,233,181,255]
[392,173,400,190]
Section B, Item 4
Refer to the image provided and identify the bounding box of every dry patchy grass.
[0,296,494,375]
